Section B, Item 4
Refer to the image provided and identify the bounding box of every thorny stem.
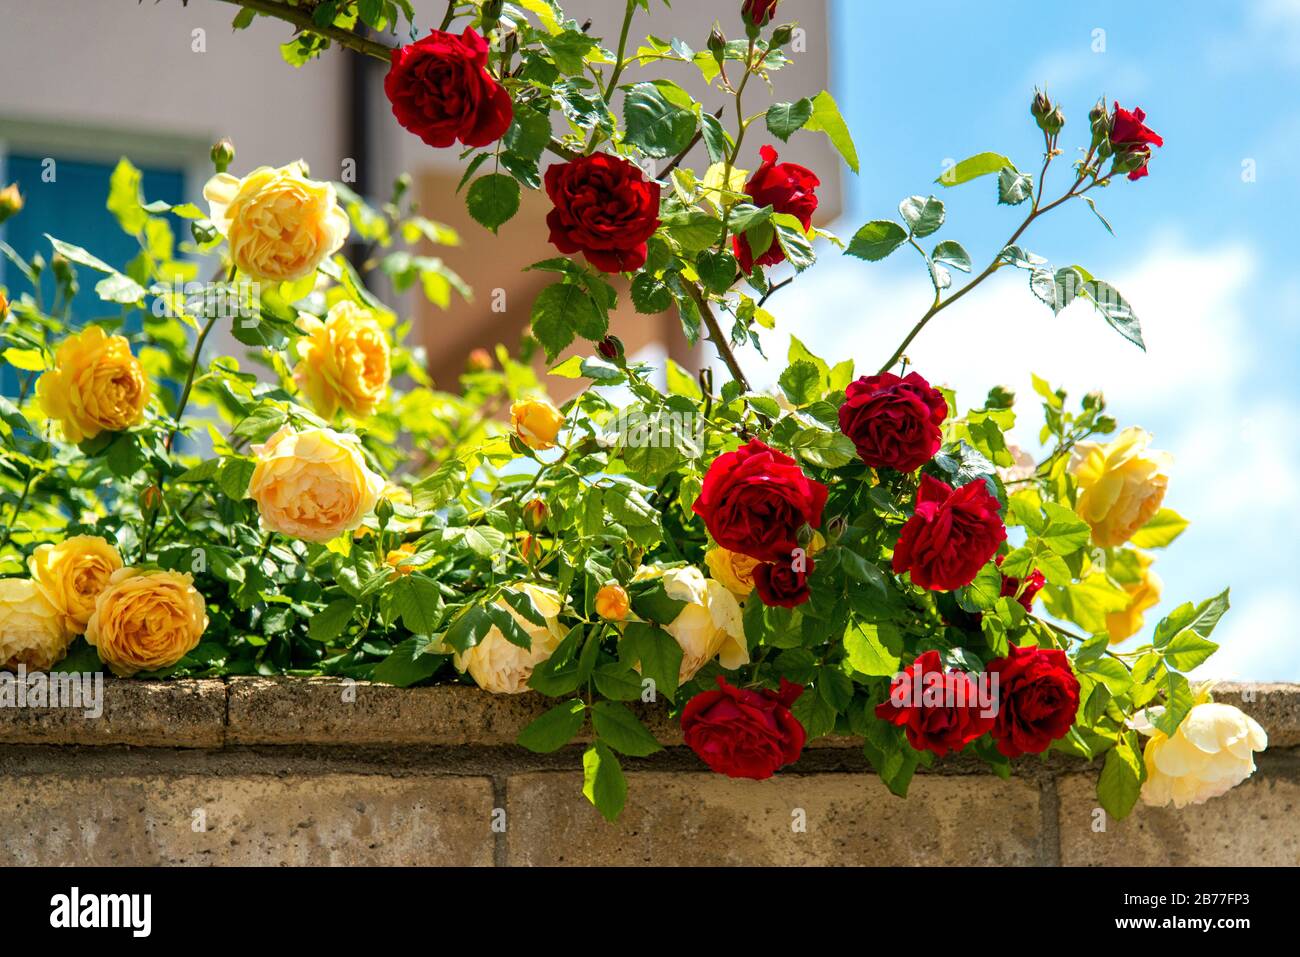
[602,0,638,98]
[877,155,1115,374]
[685,282,751,393]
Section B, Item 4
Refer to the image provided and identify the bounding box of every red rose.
[741,0,780,26]
[987,644,1080,758]
[997,555,1045,612]
[682,675,806,779]
[754,556,814,608]
[837,371,947,472]
[693,439,829,563]
[732,145,820,274]
[384,28,513,149]
[892,475,1006,591]
[875,650,995,757]
[1110,103,1163,181]
[544,154,662,273]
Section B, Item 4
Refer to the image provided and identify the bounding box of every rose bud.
[741,0,779,28]
[708,26,727,67]
[518,533,543,563]
[0,291,8,320]
[1030,89,1052,125]
[510,398,564,451]
[140,484,163,514]
[210,138,236,174]
[0,183,24,224]
[596,335,624,361]
[1043,107,1066,135]
[466,347,494,372]
[595,582,630,622]
[522,498,548,532]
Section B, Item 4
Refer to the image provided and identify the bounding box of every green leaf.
[623,80,698,158]
[2,348,45,372]
[931,240,971,272]
[696,248,737,294]
[772,213,816,271]
[803,91,858,173]
[778,360,822,406]
[107,158,147,235]
[1154,672,1195,736]
[217,457,255,500]
[466,174,520,232]
[1078,276,1145,350]
[1130,508,1188,549]
[1039,501,1091,555]
[1163,632,1219,672]
[531,283,604,360]
[997,167,1034,206]
[766,98,814,141]
[845,220,907,261]
[390,574,445,636]
[899,195,945,238]
[582,741,628,822]
[631,272,672,314]
[1153,589,1230,653]
[371,637,444,687]
[591,701,663,756]
[308,599,355,642]
[700,111,731,164]
[936,152,1015,187]
[844,622,900,676]
[1097,735,1143,820]
[620,621,682,703]
[518,699,587,753]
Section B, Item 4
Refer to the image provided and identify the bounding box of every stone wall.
[0,679,1296,866]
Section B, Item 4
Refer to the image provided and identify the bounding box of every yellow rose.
[454,584,565,694]
[385,543,417,579]
[510,398,564,451]
[1106,554,1162,644]
[704,546,761,598]
[293,300,391,419]
[35,326,151,443]
[203,162,350,283]
[1069,427,1171,548]
[0,290,9,320]
[659,566,748,682]
[248,426,386,543]
[85,568,207,677]
[0,579,72,671]
[595,582,630,621]
[1135,703,1267,808]
[29,535,124,635]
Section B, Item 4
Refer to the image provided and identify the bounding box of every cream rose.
[293,300,391,419]
[659,566,749,682]
[247,426,385,543]
[453,584,565,694]
[29,535,124,635]
[36,325,151,443]
[0,579,72,671]
[1135,703,1268,808]
[1069,427,1172,548]
[84,568,207,677]
[203,162,350,283]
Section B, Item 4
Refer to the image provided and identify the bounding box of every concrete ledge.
[0,677,1290,750]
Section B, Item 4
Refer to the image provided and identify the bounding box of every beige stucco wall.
[0,679,1295,866]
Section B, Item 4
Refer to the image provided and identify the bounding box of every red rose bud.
[875,650,996,757]
[892,475,1006,591]
[522,497,548,532]
[732,145,820,274]
[741,0,779,27]
[987,644,1080,758]
[693,438,828,563]
[754,555,813,608]
[518,533,543,562]
[997,555,1045,613]
[682,675,805,779]
[596,335,624,360]
[838,371,947,473]
[1109,103,1163,180]
[384,28,513,149]
[544,154,662,273]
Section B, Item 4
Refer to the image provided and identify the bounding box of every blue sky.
[748,0,1300,679]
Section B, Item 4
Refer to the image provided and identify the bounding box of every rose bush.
[0,0,1260,823]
